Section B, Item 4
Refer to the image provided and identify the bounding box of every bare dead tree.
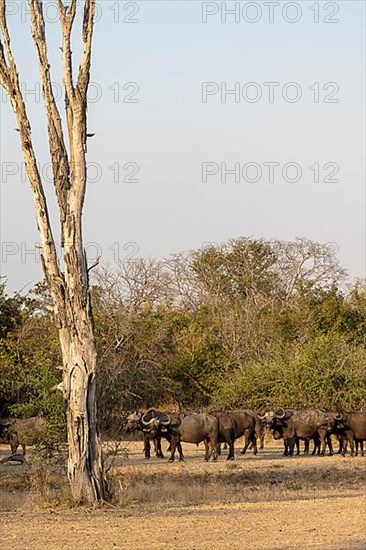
[271,238,347,304]
[0,0,108,504]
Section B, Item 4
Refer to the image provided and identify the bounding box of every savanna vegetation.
[1,237,366,442]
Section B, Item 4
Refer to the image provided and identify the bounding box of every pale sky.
[1,0,365,292]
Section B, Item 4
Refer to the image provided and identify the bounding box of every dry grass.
[1,439,364,513]
[110,456,365,509]
[1,441,365,550]
[0,450,71,511]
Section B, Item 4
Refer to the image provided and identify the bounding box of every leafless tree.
[0,0,107,504]
[271,238,347,304]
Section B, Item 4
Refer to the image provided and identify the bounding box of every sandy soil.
[1,440,365,550]
[1,496,365,550]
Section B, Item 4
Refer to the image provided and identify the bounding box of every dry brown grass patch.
[1,442,365,512]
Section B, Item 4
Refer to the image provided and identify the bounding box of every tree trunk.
[60,329,106,503]
[0,0,107,504]
[57,216,108,503]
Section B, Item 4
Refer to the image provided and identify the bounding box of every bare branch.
[28,0,70,225]
[0,453,27,465]
[0,32,10,89]
[51,382,65,393]
[57,0,76,103]
[77,0,96,99]
[0,0,63,313]
[56,0,96,219]
[87,255,101,273]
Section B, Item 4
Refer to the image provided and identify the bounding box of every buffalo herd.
[124,408,366,462]
[0,409,365,462]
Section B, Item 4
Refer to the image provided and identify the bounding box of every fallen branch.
[0,453,27,464]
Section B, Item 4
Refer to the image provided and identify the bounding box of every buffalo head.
[260,409,287,426]
[125,411,142,432]
[324,412,345,432]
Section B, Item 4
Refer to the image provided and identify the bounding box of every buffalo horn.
[159,415,171,426]
[141,412,156,426]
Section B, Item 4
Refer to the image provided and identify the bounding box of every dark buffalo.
[263,409,332,456]
[270,430,321,456]
[302,435,321,455]
[210,412,236,460]
[224,411,257,455]
[0,422,19,454]
[340,438,364,457]
[277,433,321,456]
[1,416,46,456]
[327,412,366,457]
[355,440,364,456]
[124,410,179,459]
[244,410,265,450]
[167,413,219,462]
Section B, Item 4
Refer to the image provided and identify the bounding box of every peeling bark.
[0,0,107,504]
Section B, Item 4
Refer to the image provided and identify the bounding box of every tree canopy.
[1,237,365,435]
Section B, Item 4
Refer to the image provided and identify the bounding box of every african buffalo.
[263,409,332,456]
[167,413,219,462]
[340,438,364,457]
[124,410,178,459]
[270,431,320,456]
[244,410,265,450]
[3,417,47,456]
[225,411,257,455]
[0,422,19,454]
[210,412,236,460]
[327,412,366,457]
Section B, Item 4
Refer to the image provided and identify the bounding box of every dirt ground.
[1,440,365,550]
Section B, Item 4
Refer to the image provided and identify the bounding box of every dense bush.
[1,238,366,438]
[211,335,366,411]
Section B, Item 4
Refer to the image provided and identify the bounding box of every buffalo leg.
[342,439,348,456]
[295,437,300,455]
[304,440,309,454]
[157,442,164,459]
[227,436,235,461]
[204,438,218,461]
[204,438,210,461]
[210,438,218,461]
[10,441,19,454]
[144,436,151,459]
[286,437,295,456]
[353,439,364,457]
[319,432,327,456]
[168,435,179,462]
[326,433,334,456]
[348,435,355,456]
[358,441,364,457]
[154,437,164,459]
[312,436,320,455]
[177,441,184,461]
[251,433,258,455]
[342,431,354,457]
[341,436,351,457]
[240,430,251,455]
